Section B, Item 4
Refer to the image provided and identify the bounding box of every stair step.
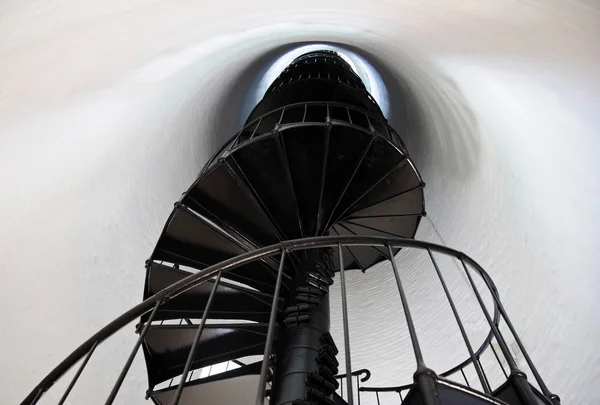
[399,377,508,405]
[182,161,281,247]
[231,135,303,240]
[346,215,421,239]
[331,224,383,271]
[493,376,553,405]
[142,323,275,388]
[331,137,405,223]
[342,158,423,220]
[318,126,373,234]
[151,206,291,294]
[150,372,261,405]
[142,263,282,323]
[280,125,329,237]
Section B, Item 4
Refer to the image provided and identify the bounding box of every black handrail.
[335,368,372,383]
[21,235,500,405]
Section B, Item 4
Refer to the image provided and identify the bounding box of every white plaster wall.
[0,1,598,404]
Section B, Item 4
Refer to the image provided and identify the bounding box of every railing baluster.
[460,368,470,387]
[104,300,160,405]
[250,118,262,139]
[255,250,287,405]
[375,391,381,405]
[387,244,425,370]
[172,271,223,405]
[489,286,555,399]
[338,243,355,405]
[490,339,508,378]
[478,358,493,393]
[399,390,404,403]
[57,341,98,405]
[278,107,286,124]
[428,249,490,393]
[356,375,361,405]
[460,258,518,372]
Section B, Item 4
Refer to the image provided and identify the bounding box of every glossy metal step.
[231,135,303,240]
[330,136,406,224]
[492,376,553,405]
[319,126,374,234]
[143,323,275,388]
[151,205,291,293]
[182,161,281,247]
[342,157,423,217]
[150,371,261,405]
[401,377,507,405]
[142,263,282,323]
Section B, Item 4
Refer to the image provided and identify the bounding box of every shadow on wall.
[361,46,482,183]
[203,44,298,154]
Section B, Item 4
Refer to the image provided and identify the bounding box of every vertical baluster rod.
[339,243,354,405]
[104,301,160,405]
[57,341,99,405]
[490,340,509,378]
[488,282,554,399]
[428,249,490,393]
[255,250,287,405]
[387,244,425,370]
[460,259,518,372]
[172,271,223,405]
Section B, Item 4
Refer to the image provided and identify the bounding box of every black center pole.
[270,248,338,405]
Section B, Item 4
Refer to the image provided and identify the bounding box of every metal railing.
[20,235,556,405]
[202,100,408,174]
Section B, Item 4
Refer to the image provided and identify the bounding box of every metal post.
[427,249,490,393]
[172,271,223,405]
[104,301,160,405]
[490,287,554,400]
[357,375,361,405]
[338,243,355,405]
[57,341,98,405]
[387,244,425,370]
[255,250,287,405]
[375,391,381,405]
[478,358,492,393]
[460,369,470,387]
[490,340,508,378]
[459,259,518,372]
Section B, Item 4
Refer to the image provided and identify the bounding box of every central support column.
[271,249,339,405]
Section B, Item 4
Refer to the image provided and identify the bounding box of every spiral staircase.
[20,50,560,405]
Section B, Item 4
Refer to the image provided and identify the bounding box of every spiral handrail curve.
[21,235,501,405]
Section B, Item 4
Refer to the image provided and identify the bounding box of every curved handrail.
[202,100,408,174]
[335,368,372,383]
[21,235,500,405]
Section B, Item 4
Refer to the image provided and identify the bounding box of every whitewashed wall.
[0,1,598,404]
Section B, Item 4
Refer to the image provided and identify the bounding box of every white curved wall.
[0,1,598,404]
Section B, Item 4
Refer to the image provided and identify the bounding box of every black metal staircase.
[20,49,560,405]
[141,50,424,405]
